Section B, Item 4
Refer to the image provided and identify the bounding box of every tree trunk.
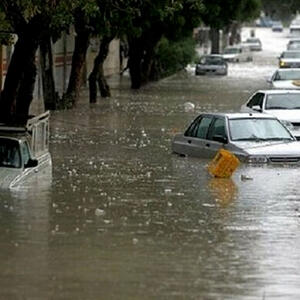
[128,38,143,89]
[15,54,37,121]
[210,28,220,54]
[40,36,57,110]
[62,14,90,108]
[0,34,39,123]
[88,35,113,103]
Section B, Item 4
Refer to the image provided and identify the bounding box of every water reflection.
[208,178,237,208]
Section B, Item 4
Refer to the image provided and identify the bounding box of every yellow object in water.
[207,149,240,178]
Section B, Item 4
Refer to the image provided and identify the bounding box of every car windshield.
[282,51,300,58]
[266,94,300,109]
[274,70,300,80]
[224,48,239,54]
[200,56,224,65]
[0,138,21,168]
[229,118,293,141]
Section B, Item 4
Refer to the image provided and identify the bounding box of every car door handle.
[206,143,210,147]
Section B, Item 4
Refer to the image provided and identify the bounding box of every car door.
[181,115,214,157]
[206,116,228,157]
[241,92,265,112]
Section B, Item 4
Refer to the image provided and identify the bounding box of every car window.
[185,115,213,138]
[207,117,227,141]
[247,93,264,108]
[195,116,213,138]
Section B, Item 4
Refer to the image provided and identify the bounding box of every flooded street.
[2,27,300,299]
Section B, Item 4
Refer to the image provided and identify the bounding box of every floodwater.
[1,28,300,299]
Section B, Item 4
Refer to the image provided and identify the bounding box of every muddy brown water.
[1,28,300,299]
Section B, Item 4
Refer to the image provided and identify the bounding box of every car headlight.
[281,120,294,130]
[247,156,268,164]
[279,60,285,67]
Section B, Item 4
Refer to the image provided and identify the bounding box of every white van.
[222,45,253,62]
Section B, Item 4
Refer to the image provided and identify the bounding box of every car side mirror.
[25,158,38,168]
[252,105,262,112]
[212,135,228,144]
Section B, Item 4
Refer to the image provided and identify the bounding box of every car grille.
[269,156,300,163]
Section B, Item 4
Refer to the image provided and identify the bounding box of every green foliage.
[154,35,196,78]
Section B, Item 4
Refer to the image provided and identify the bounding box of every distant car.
[243,38,262,51]
[171,112,300,164]
[222,45,252,62]
[287,38,300,50]
[240,89,300,139]
[289,24,300,36]
[278,50,300,68]
[268,68,300,89]
[195,55,228,76]
[272,21,283,32]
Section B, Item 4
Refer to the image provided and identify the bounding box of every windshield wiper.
[267,106,288,109]
[265,137,293,141]
[234,137,267,141]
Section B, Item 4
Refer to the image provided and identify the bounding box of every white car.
[242,38,262,51]
[172,112,300,164]
[241,89,300,139]
[278,50,300,68]
[287,38,300,50]
[222,45,252,62]
[268,68,300,89]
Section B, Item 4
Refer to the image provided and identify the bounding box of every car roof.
[282,50,300,53]
[288,38,300,42]
[201,112,276,120]
[254,89,300,94]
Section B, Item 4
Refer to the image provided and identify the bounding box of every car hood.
[265,109,300,122]
[232,140,300,156]
[281,58,300,62]
[272,80,300,89]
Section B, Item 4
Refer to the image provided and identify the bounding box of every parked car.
[267,68,300,89]
[243,38,262,51]
[287,38,300,50]
[195,55,228,76]
[0,111,52,189]
[278,50,300,68]
[171,112,300,164]
[222,45,252,62]
[240,89,300,139]
[272,21,284,32]
[289,24,300,36]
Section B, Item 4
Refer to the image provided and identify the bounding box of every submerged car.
[243,38,262,51]
[268,68,300,89]
[222,45,252,62]
[195,55,228,76]
[0,111,52,189]
[172,112,300,164]
[287,38,300,50]
[278,50,300,68]
[272,21,284,32]
[241,89,300,139]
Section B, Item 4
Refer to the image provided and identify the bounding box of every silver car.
[195,55,228,76]
[241,89,300,139]
[172,112,300,164]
